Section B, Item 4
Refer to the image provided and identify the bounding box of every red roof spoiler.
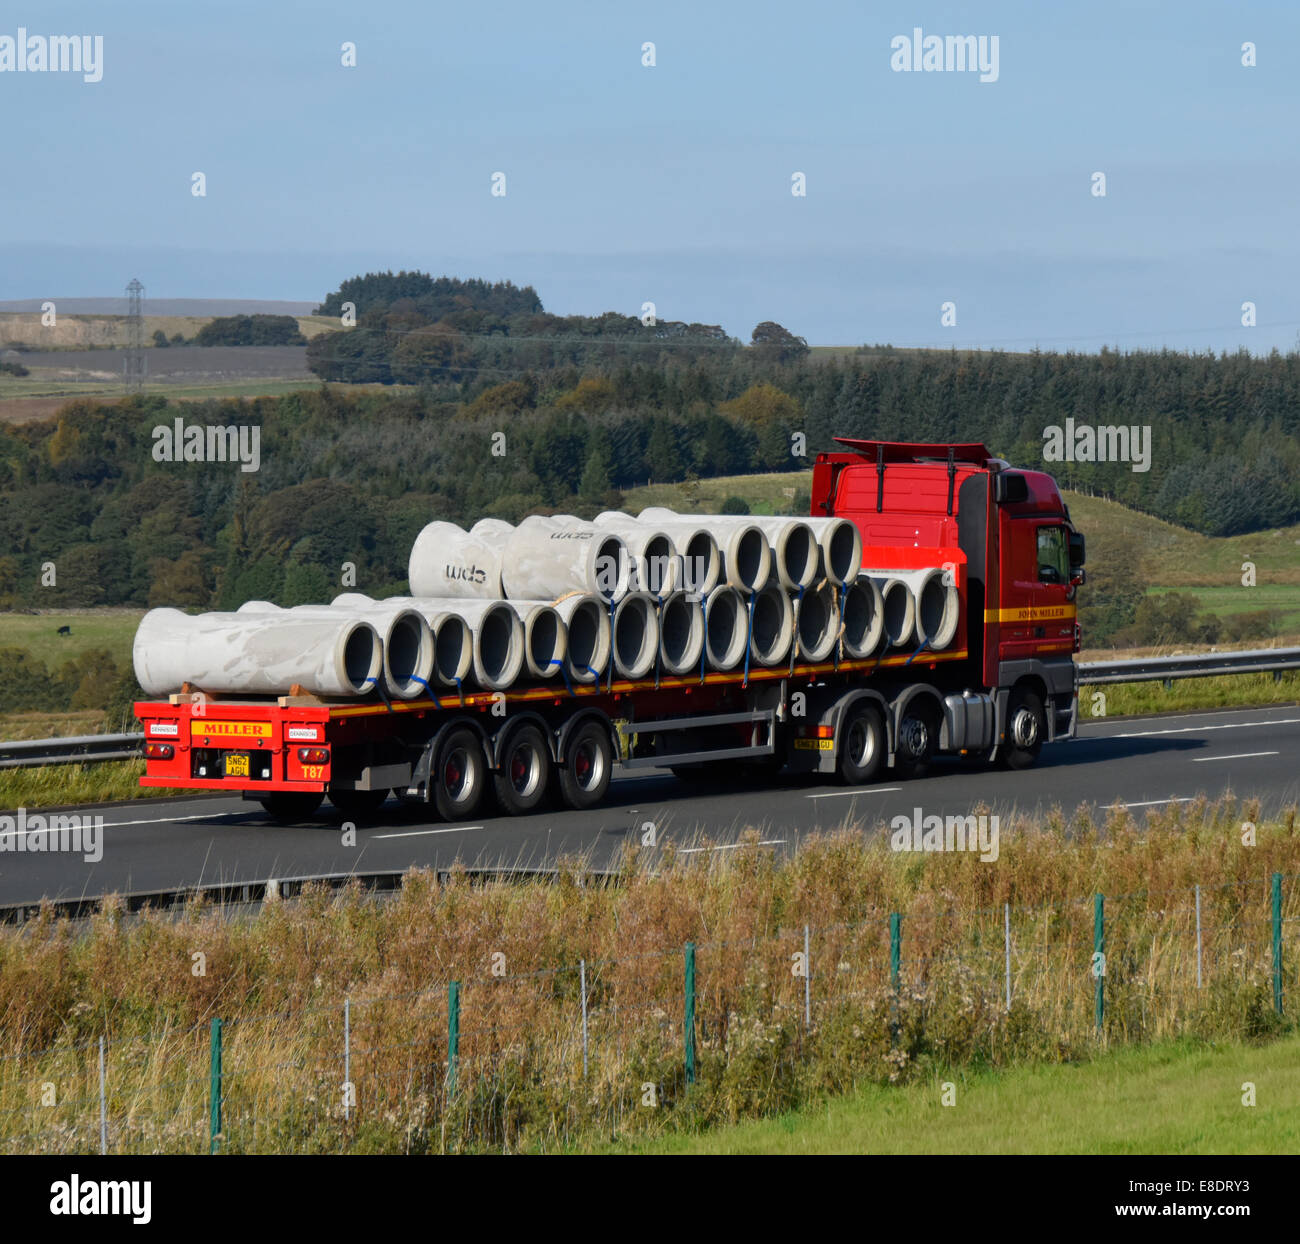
[832,439,993,465]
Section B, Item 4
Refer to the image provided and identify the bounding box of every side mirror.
[994,473,1029,504]
[1068,530,1086,567]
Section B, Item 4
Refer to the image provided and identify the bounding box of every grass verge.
[618,1034,1300,1154]
[0,759,192,810]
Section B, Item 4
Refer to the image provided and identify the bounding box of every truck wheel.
[258,792,324,822]
[1003,689,1045,770]
[494,724,551,816]
[328,788,389,818]
[838,703,885,785]
[558,721,612,811]
[433,727,488,821]
[894,703,937,780]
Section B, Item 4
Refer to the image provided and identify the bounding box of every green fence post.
[1272,873,1283,1016]
[684,942,696,1086]
[1093,894,1105,1034]
[447,981,460,1095]
[208,1017,222,1155]
[889,912,901,991]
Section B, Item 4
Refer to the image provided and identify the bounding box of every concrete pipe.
[703,586,750,670]
[640,508,772,593]
[748,584,794,667]
[793,582,839,663]
[592,513,681,596]
[408,519,506,599]
[862,574,917,648]
[611,592,660,680]
[840,577,886,659]
[264,600,433,700]
[552,593,612,683]
[656,590,705,675]
[750,517,820,591]
[332,594,471,691]
[503,515,631,603]
[805,517,863,587]
[896,568,961,650]
[427,598,526,689]
[133,607,381,698]
[505,600,568,680]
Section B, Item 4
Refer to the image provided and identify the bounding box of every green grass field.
[620,1035,1300,1154]
[2,610,142,670]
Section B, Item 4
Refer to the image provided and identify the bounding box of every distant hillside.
[0,298,318,316]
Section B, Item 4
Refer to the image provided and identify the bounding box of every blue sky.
[2,0,1297,349]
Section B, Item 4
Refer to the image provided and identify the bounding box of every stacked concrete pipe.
[504,601,568,680]
[503,515,631,603]
[242,600,434,700]
[861,572,917,648]
[611,592,660,679]
[748,583,795,666]
[839,577,886,659]
[892,568,961,650]
[598,511,721,597]
[703,586,751,670]
[804,517,864,587]
[589,512,680,596]
[422,597,526,689]
[133,607,382,699]
[331,594,473,691]
[639,507,772,593]
[408,519,506,598]
[656,589,706,675]
[792,582,840,663]
[552,593,612,684]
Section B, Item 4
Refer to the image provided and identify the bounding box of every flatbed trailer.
[136,439,1086,821]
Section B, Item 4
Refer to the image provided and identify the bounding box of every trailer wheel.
[433,726,488,821]
[558,721,612,811]
[894,702,938,780]
[1003,688,1045,770]
[258,792,324,822]
[328,788,389,818]
[494,724,552,816]
[838,703,885,785]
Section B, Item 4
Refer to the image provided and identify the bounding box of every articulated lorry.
[135,440,1086,821]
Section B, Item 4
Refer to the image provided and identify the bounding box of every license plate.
[224,753,250,777]
[794,738,834,751]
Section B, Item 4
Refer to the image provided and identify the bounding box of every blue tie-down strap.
[742,592,756,688]
[409,673,438,709]
[905,637,930,666]
[698,591,709,683]
[548,657,578,698]
[607,600,616,693]
[454,676,465,706]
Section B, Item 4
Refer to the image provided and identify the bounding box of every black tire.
[838,702,886,785]
[328,787,389,818]
[893,702,938,780]
[493,724,552,816]
[433,726,489,822]
[558,721,613,811]
[1003,688,1045,770]
[258,792,324,822]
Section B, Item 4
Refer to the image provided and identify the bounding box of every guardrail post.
[1195,884,1202,990]
[684,942,696,1086]
[98,1036,107,1156]
[447,981,460,1096]
[208,1017,222,1154]
[803,924,811,1030]
[343,998,351,1121]
[579,959,589,1078]
[889,912,901,991]
[1272,873,1283,1015]
[1004,902,1012,1012]
[1093,894,1105,1034]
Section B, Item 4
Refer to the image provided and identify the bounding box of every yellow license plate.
[224,753,250,777]
[795,738,834,751]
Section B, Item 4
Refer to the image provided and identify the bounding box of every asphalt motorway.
[2,704,1297,906]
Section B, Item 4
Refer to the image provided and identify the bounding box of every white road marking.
[1111,718,1300,739]
[807,787,901,800]
[679,839,786,854]
[370,825,482,839]
[1120,797,1198,808]
[1190,751,1280,763]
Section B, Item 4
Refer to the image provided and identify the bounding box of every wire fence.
[2,872,1295,1154]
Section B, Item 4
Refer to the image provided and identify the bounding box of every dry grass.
[0,796,1296,1153]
